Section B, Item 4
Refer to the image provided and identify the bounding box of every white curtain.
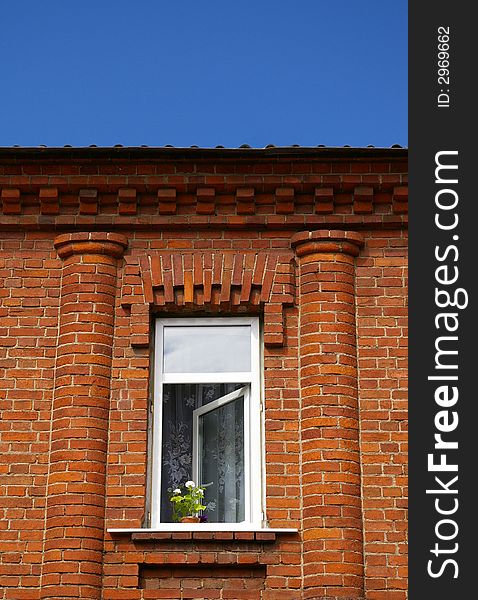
[200,396,245,522]
[160,383,244,523]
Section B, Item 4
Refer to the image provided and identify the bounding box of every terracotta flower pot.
[180,516,200,523]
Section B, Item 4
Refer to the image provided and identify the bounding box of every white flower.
[185,480,195,488]
[173,488,181,494]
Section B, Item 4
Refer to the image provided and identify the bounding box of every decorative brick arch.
[120,251,296,347]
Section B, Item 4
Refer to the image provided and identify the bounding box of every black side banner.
[409,3,475,598]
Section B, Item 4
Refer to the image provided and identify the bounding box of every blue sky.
[0,1,407,148]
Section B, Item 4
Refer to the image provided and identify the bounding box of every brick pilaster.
[292,230,365,599]
[41,232,127,600]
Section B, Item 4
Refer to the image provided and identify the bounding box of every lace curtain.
[160,383,245,522]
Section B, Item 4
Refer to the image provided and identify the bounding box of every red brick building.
[0,146,408,600]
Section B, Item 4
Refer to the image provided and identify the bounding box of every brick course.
[0,147,408,600]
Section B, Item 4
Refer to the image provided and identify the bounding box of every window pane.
[160,383,243,523]
[163,325,251,373]
[199,395,245,523]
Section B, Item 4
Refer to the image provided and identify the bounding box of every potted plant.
[170,480,207,523]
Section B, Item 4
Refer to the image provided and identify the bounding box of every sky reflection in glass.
[163,326,251,373]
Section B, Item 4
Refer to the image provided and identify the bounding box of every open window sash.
[192,386,250,523]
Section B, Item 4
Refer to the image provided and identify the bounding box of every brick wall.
[356,231,408,599]
[0,147,408,600]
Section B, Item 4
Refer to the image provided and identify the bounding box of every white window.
[151,317,262,528]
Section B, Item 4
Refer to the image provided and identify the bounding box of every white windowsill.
[108,525,298,534]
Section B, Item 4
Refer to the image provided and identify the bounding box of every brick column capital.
[54,231,128,260]
[291,229,364,258]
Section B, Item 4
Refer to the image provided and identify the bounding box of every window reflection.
[163,326,251,373]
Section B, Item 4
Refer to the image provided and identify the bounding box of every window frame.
[151,317,262,529]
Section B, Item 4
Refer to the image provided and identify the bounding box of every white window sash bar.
[162,372,253,384]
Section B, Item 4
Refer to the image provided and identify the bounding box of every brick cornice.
[1,159,408,229]
[54,231,128,259]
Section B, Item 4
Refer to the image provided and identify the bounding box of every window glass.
[160,382,243,523]
[163,325,251,373]
[199,394,245,523]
